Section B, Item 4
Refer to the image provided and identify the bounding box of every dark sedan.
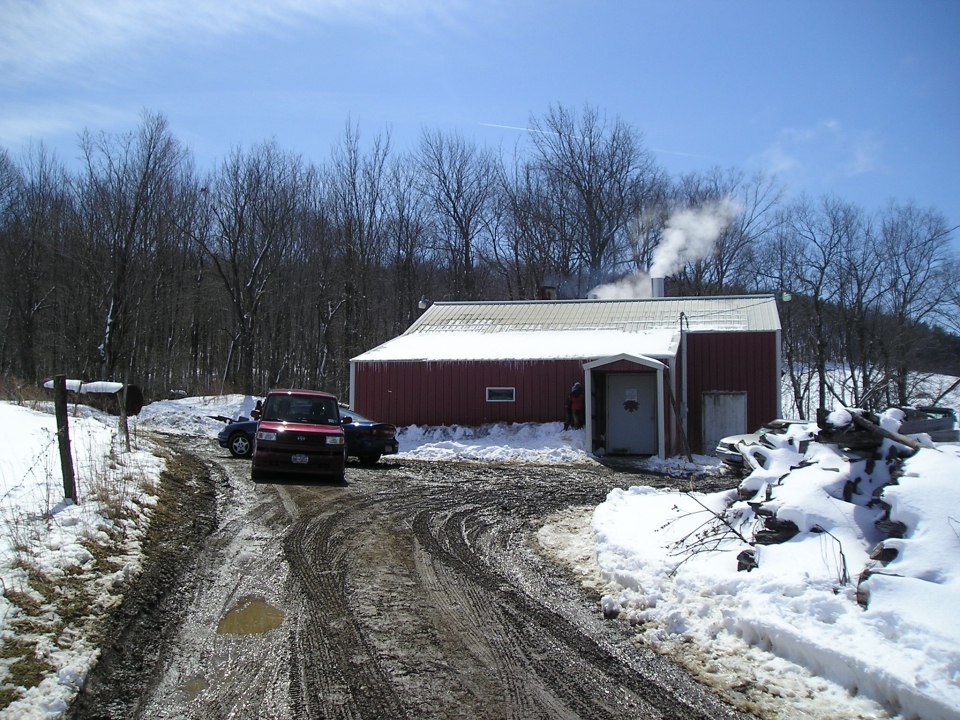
[217,408,399,463]
[218,417,258,458]
[339,407,399,464]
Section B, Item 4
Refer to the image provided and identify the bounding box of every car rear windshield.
[262,394,340,425]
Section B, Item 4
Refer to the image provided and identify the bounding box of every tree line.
[0,106,957,418]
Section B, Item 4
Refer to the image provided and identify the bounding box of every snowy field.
[0,401,163,718]
[1,392,958,719]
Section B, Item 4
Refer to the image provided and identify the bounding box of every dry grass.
[0,639,49,709]
[0,618,57,712]
[13,562,57,606]
[1,588,42,616]
[0,374,47,405]
[77,536,123,574]
[0,377,165,713]
[0,638,53,710]
[0,540,114,712]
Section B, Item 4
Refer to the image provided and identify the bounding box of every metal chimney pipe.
[651,277,665,298]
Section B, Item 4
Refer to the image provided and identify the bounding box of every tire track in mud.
[66,438,223,720]
[72,440,746,720]
[411,506,713,720]
[283,464,744,720]
[284,501,407,719]
[411,511,561,719]
[134,439,294,720]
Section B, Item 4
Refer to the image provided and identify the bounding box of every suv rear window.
[262,394,340,425]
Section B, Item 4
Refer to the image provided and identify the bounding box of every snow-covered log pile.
[732,407,946,606]
[591,407,960,718]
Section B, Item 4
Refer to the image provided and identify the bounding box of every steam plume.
[589,196,739,300]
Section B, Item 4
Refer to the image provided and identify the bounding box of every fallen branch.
[849,412,926,454]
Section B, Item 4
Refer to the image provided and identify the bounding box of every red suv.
[251,389,346,482]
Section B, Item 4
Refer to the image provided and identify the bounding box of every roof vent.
[651,277,665,298]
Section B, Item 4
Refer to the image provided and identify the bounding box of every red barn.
[349,295,781,458]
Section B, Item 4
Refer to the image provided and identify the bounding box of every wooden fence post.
[53,375,77,502]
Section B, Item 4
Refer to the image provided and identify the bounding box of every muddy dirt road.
[69,437,747,720]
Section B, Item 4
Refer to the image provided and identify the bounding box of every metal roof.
[405,295,781,335]
[352,328,681,363]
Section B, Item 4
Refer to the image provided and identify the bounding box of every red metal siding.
[685,332,779,453]
[354,331,777,457]
[353,359,586,427]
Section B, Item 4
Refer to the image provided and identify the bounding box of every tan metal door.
[606,373,657,455]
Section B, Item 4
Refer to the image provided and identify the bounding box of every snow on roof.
[353,295,779,363]
[352,328,680,363]
[409,295,780,334]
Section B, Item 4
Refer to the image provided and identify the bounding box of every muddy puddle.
[177,676,209,701]
[216,596,285,635]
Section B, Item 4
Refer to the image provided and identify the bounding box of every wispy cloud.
[0,98,134,152]
[754,119,884,187]
[846,134,881,176]
[0,0,458,87]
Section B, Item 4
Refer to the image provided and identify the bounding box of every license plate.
[291,454,309,464]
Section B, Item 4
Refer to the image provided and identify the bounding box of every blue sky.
[2,0,959,232]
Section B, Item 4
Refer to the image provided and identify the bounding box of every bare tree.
[757,217,815,417]
[493,151,574,299]
[287,173,345,391]
[5,106,960,409]
[199,141,306,393]
[528,104,662,287]
[385,156,431,332]
[77,111,188,381]
[11,146,73,383]
[828,213,886,409]
[876,202,957,404]
[416,128,498,300]
[325,125,392,364]
[763,196,858,413]
[670,168,782,295]
[136,155,211,395]
[0,148,23,376]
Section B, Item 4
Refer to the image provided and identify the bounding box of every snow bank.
[0,402,163,720]
[592,418,960,719]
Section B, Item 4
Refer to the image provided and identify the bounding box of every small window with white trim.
[486,387,515,402]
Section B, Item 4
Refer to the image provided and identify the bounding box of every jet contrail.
[651,147,715,160]
[479,122,534,132]
[479,122,560,137]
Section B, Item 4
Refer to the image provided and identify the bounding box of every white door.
[702,391,747,455]
[606,373,657,455]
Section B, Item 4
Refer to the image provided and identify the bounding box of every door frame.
[584,354,667,459]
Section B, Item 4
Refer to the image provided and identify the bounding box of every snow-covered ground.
[1,393,959,719]
[0,401,163,718]
[585,414,960,720]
